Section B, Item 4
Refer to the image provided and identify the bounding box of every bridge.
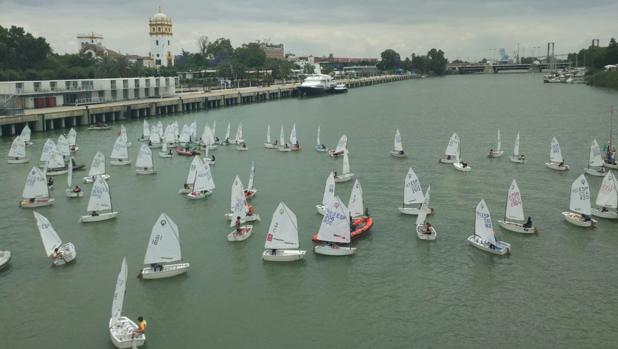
[448,62,572,74]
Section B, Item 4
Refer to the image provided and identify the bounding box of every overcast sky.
[1,0,616,60]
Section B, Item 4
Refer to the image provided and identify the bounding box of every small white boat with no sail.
[415,186,436,240]
[158,142,173,158]
[135,144,156,175]
[315,125,327,152]
[328,134,347,157]
[244,161,257,199]
[7,136,28,164]
[109,258,145,349]
[591,171,618,219]
[390,128,407,158]
[487,129,504,158]
[178,157,202,194]
[584,139,607,177]
[398,167,433,215]
[545,137,569,171]
[262,202,306,262]
[497,180,537,233]
[313,196,356,256]
[467,199,511,255]
[65,161,83,198]
[334,149,355,182]
[225,176,260,223]
[562,174,597,228]
[509,132,526,163]
[34,211,76,265]
[278,126,291,152]
[139,213,190,279]
[19,167,54,208]
[80,176,118,222]
[110,136,130,166]
[439,133,459,163]
[316,172,335,215]
[264,124,277,149]
[20,124,33,146]
[84,152,110,183]
[186,160,215,199]
[452,138,471,172]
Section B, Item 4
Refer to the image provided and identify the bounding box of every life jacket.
[138,320,147,332]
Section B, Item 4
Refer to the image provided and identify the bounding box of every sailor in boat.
[73,185,82,193]
[224,138,230,145]
[91,211,99,216]
[462,161,469,168]
[168,148,173,155]
[132,317,147,338]
[143,167,148,171]
[215,136,220,144]
[148,140,153,146]
[488,149,493,157]
[319,144,326,150]
[151,263,163,272]
[489,242,496,250]
[270,249,277,256]
[247,205,256,217]
[184,184,190,190]
[446,155,451,160]
[519,153,526,161]
[364,207,370,217]
[559,160,565,167]
[241,143,247,149]
[523,216,533,228]
[273,140,278,146]
[581,214,592,222]
[235,216,242,234]
[51,247,65,262]
[47,176,54,187]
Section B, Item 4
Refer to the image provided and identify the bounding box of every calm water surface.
[1,74,617,348]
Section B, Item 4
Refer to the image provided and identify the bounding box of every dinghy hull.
[390,151,407,158]
[314,244,356,256]
[109,317,145,349]
[262,250,306,262]
[227,226,253,241]
[140,263,190,279]
[334,173,355,183]
[316,204,326,215]
[467,235,510,255]
[46,168,68,176]
[398,207,433,216]
[497,220,537,234]
[83,174,110,183]
[80,211,118,223]
[603,162,618,169]
[439,157,456,164]
[0,251,11,270]
[158,152,173,158]
[19,198,54,208]
[52,243,77,266]
[561,212,597,227]
[264,143,277,149]
[584,168,607,177]
[236,146,248,151]
[591,208,618,219]
[416,225,437,240]
[509,155,526,164]
[110,160,131,166]
[488,150,504,158]
[186,191,212,200]
[135,169,156,175]
[65,189,84,198]
[545,162,569,171]
[315,145,327,152]
[225,213,260,222]
[453,162,471,172]
[7,158,28,164]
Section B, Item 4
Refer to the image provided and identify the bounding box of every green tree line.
[377,48,449,75]
[568,38,618,70]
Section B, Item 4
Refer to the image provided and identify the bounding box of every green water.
[1,74,617,348]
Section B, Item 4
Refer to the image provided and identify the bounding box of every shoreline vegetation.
[586,71,618,90]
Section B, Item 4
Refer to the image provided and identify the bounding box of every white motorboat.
[316,172,335,215]
[467,199,511,255]
[562,174,597,228]
[139,213,190,279]
[298,74,336,96]
[34,211,76,265]
[262,202,306,262]
[110,136,130,166]
[333,83,348,93]
[80,176,118,223]
[135,144,156,175]
[225,176,260,223]
[334,149,355,182]
[591,171,618,219]
[509,132,526,163]
[545,137,569,170]
[398,167,433,215]
[496,180,537,234]
[313,196,356,256]
[7,136,28,164]
[390,128,407,158]
[584,139,607,177]
[487,128,504,158]
[109,258,145,348]
[439,133,459,163]
[19,167,54,208]
[84,152,110,183]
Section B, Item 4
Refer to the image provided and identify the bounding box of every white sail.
[150,125,161,143]
[416,186,432,225]
[87,176,112,212]
[589,139,603,167]
[136,144,153,169]
[111,257,128,321]
[394,129,403,152]
[289,123,297,145]
[403,167,424,205]
[444,133,459,157]
[475,199,496,245]
[341,149,351,174]
[549,137,563,163]
[88,152,106,177]
[178,125,190,143]
[47,146,65,169]
[157,121,164,138]
[264,202,299,249]
[212,121,217,139]
[67,159,74,188]
[266,125,271,143]
[348,179,364,217]
[34,211,62,256]
[22,167,49,199]
[596,171,618,209]
[143,120,150,138]
[235,123,243,142]
[279,126,285,146]
[230,176,247,226]
[143,213,182,265]
[110,136,128,160]
[496,128,502,151]
[335,134,348,153]
[225,123,231,140]
[8,136,26,158]
[162,142,168,153]
[247,161,255,190]
[316,125,321,145]
[570,174,591,215]
[193,161,215,192]
[505,179,525,221]
[57,135,71,157]
[513,132,520,156]
[173,121,179,139]
[186,157,202,184]
[164,125,175,144]
[20,125,31,142]
[322,172,336,206]
[316,196,350,243]
[119,125,128,144]
[202,125,215,146]
[39,139,55,163]
[67,128,77,147]
[190,121,197,140]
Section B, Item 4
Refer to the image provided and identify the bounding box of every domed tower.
[149,7,173,67]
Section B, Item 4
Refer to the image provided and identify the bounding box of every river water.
[1,74,617,348]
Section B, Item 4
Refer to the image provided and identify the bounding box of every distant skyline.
[1,0,617,61]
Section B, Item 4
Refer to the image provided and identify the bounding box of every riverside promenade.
[0,74,411,136]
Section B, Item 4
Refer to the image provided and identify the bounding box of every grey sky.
[1,0,616,60]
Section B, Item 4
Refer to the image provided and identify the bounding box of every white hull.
[398,206,433,216]
[467,235,510,255]
[0,251,11,270]
[497,220,537,234]
[47,168,68,176]
[264,143,277,149]
[140,263,190,279]
[149,143,162,149]
[186,191,212,200]
[227,226,253,241]
[315,145,327,152]
[7,157,28,164]
[236,146,248,151]
[158,152,173,158]
[416,225,436,240]
[488,150,504,158]
[178,187,192,195]
[603,162,618,169]
[136,169,156,175]
[561,212,597,227]
[316,204,326,215]
[584,168,607,177]
[262,250,306,262]
[65,189,84,198]
[110,159,131,166]
[278,147,292,152]
[545,162,569,171]
[20,198,54,208]
[314,244,356,256]
[334,173,355,183]
[328,150,343,158]
[591,208,618,219]
[453,162,471,172]
[509,155,526,164]
[83,174,110,183]
[390,151,407,158]
[439,157,456,164]
[225,213,261,222]
[109,317,145,349]
[88,126,112,130]
[80,211,118,223]
[52,242,77,266]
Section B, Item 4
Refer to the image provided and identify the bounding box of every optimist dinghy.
[80,176,118,223]
[316,172,335,215]
[108,258,145,348]
[334,149,355,182]
[34,211,76,265]
[7,136,28,164]
[84,152,110,183]
[262,202,306,262]
[313,196,356,256]
[139,213,190,279]
[487,129,504,158]
[19,167,54,208]
[545,137,569,171]
[509,132,526,163]
[415,186,436,240]
[561,174,597,228]
[398,167,433,215]
[497,180,537,233]
[467,199,511,255]
[591,171,618,219]
[390,128,407,158]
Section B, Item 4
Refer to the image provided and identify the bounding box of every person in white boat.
[132,316,147,338]
[241,143,247,149]
[215,136,220,144]
[364,207,370,217]
[519,153,526,161]
[488,149,493,156]
[72,185,82,193]
[151,263,163,272]
[398,150,405,155]
[47,177,54,187]
[523,216,533,228]
[581,214,592,222]
[91,211,99,216]
[273,139,278,146]
[319,143,326,150]
[422,222,433,235]
[559,160,565,167]
[247,205,256,217]
[462,161,469,168]
[235,216,241,233]
[50,247,65,262]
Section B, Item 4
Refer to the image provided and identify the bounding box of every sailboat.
[244,161,257,199]
[139,213,190,279]
[109,257,146,348]
[262,202,306,262]
[345,179,373,240]
[453,137,471,172]
[80,175,118,222]
[467,199,511,255]
[149,124,162,148]
[83,152,110,183]
[334,149,355,182]
[46,144,68,176]
[509,132,526,163]
[562,174,597,227]
[139,119,150,142]
[439,133,459,163]
[186,160,215,199]
[223,122,231,145]
[591,171,618,219]
[159,141,173,158]
[232,123,244,145]
[57,135,71,160]
[202,142,215,165]
[20,124,33,146]
[199,124,216,150]
[110,136,130,166]
[328,134,348,157]
[545,137,569,170]
[65,161,83,198]
[164,124,176,147]
[289,123,301,151]
[497,180,537,233]
[603,106,617,169]
[278,126,291,152]
[313,196,356,256]
[584,139,607,177]
[33,211,76,265]
[67,127,78,152]
[390,128,407,158]
[487,129,504,158]
[19,167,54,208]
[225,176,260,223]
[39,139,56,167]
[135,144,156,175]
[415,186,437,240]
[264,125,276,149]
[7,136,28,163]
[178,157,202,194]
[398,167,433,215]
[315,125,327,152]
[316,172,335,215]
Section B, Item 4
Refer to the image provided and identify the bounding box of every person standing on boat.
[132,316,147,338]
[235,216,241,233]
[424,222,433,234]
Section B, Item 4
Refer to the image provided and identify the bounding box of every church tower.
[149,7,173,67]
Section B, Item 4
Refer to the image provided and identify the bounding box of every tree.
[426,48,448,75]
[377,49,401,71]
[197,36,209,56]
[234,42,266,68]
[207,38,234,64]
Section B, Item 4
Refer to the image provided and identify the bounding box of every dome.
[152,12,168,21]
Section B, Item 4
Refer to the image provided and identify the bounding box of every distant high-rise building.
[149,7,173,67]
